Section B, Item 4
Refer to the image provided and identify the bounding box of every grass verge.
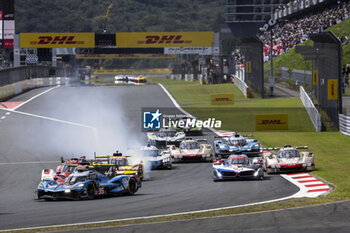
[150,77,350,200]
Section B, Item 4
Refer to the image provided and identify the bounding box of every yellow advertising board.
[255,114,288,131]
[20,33,95,48]
[328,79,338,100]
[76,54,177,59]
[245,61,252,73]
[210,94,234,105]
[312,70,318,85]
[116,32,213,48]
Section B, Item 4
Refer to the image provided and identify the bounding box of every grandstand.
[260,0,350,62]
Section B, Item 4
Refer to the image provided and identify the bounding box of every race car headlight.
[253,144,259,148]
[254,169,261,176]
[219,145,226,150]
[276,164,281,168]
[216,170,222,178]
[64,189,71,193]
[71,183,85,190]
[38,183,44,190]
[270,164,276,168]
[307,163,312,166]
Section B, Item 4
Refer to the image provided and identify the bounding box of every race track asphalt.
[74,200,350,233]
[0,84,298,230]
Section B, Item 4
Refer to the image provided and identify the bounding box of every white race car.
[212,154,264,181]
[141,145,172,169]
[263,145,315,173]
[169,138,213,162]
[147,127,185,149]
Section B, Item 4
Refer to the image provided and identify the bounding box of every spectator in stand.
[260,1,350,62]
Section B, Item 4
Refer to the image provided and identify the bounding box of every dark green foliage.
[15,0,225,33]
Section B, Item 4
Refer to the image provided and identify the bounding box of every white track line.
[0,108,101,152]
[159,83,330,198]
[0,85,101,153]
[157,83,219,135]
[0,188,311,233]
[0,84,326,232]
[12,85,60,111]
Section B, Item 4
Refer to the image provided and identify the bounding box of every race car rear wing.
[196,139,208,144]
[262,146,308,151]
[213,133,254,139]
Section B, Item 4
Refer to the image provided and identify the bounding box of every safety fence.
[235,66,245,81]
[300,86,322,132]
[339,114,350,136]
[281,67,312,85]
[170,74,181,80]
[0,77,76,101]
[170,74,195,82]
[234,76,249,98]
[184,74,194,82]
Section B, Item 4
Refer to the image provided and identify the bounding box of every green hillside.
[15,0,225,33]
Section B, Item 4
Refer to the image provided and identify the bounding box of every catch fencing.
[300,86,321,132]
[281,67,312,85]
[339,114,350,136]
[240,37,264,98]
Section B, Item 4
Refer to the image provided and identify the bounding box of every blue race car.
[212,154,264,181]
[37,166,141,200]
[213,133,260,158]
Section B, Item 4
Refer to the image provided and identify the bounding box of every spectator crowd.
[260,0,350,62]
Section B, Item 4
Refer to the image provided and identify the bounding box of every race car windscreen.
[158,130,176,137]
[180,142,200,150]
[114,159,128,166]
[228,138,246,147]
[278,150,300,159]
[65,175,88,185]
[228,157,249,165]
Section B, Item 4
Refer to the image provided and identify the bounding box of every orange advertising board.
[116,32,213,48]
[20,33,95,48]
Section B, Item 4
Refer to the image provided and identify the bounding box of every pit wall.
[0,77,75,101]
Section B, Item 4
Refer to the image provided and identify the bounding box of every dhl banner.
[312,70,318,85]
[20,33,95,48]
[328,79,338,100]
[210,94,234,105]
[255,114,288,131]
[245,61,252,73]
[76,54,177,59]
[116,32,213,48]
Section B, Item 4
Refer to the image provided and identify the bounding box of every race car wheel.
[86,183,96,200]
[128,178,137,195]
